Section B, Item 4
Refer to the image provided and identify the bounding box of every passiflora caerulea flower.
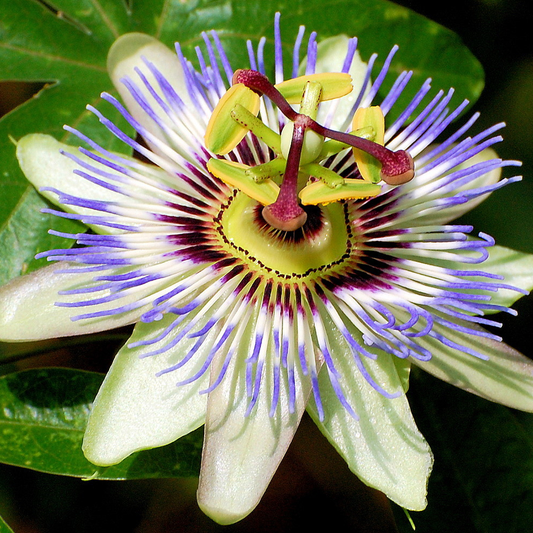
[2,13,533,525]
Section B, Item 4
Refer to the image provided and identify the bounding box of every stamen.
[234,69,415,184]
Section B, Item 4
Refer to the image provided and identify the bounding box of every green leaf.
[0,368,202,479]
[0,516,14,533]
[0,0,133,284]
[396,371,533,533]
[0,0,483,284]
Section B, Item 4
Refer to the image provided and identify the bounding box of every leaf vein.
[89,0,121,39]
[0,43,106,73]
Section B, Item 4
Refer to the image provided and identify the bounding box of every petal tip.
[82,420,129,467]
[81,443,123,468]
[196,493,254,526]
[107,32,161,76]
[16,132,59,169]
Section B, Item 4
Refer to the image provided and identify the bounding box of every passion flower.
[2,13,533,525]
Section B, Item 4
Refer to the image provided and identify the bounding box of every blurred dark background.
[0,0,532,531]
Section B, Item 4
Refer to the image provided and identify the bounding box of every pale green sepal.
[413,322,533,411]
[480,246,533,308]
[308,329,432,511]
[83,314,210,466]
[393,357,412,392]
[107,32,190,114]
[107,33,190,154]
[300,35,369,130]
[17,134,184,235]
[16,134,126,235]
[197,334,311,524]
[0,262,146,342]
[431,245,533,313]
[412,148,504,226]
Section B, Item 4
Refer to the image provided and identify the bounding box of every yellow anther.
[299,179,381,205]
[351,106,385,184]
[275,73,353,104]
[205,84,260,155]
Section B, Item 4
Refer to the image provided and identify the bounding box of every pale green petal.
[414,147,504,226]
[197,341,310,525]
[0,262,145,342]
[308,326,432,511]
[83,314,210,466]
[482,246,533,307]
[17,133,200,233]
[16,134,126,235]
[429,245,533,313]
[413,322,533,411]
[299,35,369,130]
[107,33,192,154]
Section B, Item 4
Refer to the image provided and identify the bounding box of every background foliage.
[0,0,532,531]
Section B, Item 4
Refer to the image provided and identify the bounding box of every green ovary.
[222,193,349,276]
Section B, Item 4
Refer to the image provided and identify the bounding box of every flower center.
[218,192,350,277]
[205,68,414,235]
